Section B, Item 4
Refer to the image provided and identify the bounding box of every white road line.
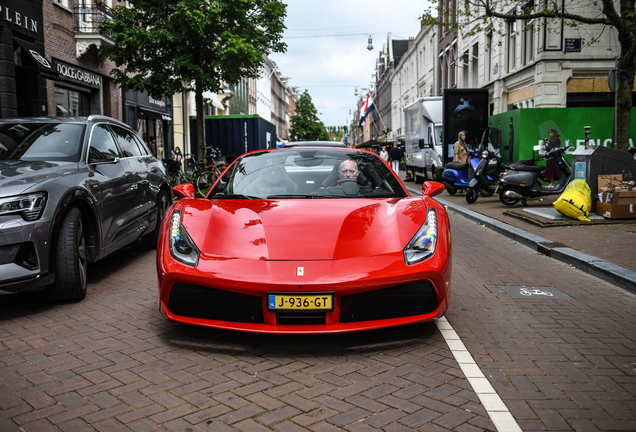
[435,317,523,432]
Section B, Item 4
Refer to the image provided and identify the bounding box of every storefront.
[0,0,57,118]
[122,90,173,158]
[52,60,102,117]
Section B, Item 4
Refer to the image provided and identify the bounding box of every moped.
[441,150,481,195]
[497,142,573,206]
[466,127,501,203]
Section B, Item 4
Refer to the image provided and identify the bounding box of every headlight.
[481,150,489,158]
[404,209,438,265]
[169,210,199,266]
[0,192,47,221]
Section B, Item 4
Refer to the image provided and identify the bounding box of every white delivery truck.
[403,97,444,183]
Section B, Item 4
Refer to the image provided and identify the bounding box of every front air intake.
[339,282,439,323]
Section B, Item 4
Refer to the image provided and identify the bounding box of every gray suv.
[0,115,171,301]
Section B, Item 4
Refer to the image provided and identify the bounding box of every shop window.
[55,87,89,117]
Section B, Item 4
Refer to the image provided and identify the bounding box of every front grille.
[168,283,264,323]
[276,312,326,325]
[339,281,439,323]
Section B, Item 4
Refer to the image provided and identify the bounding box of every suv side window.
[132,134,150,156]
[110,125,142,158]
[88,124,121,161]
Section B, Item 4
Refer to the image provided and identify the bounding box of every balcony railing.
[74,2,114,35]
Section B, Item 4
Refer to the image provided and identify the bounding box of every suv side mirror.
[418,139,425,149]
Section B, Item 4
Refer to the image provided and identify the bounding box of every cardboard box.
[614,189,636,205]
[597,174,623,193]
[596,200,636,219]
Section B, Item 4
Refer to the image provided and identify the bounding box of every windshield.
[209,148,408,199]
[0,123,84,162]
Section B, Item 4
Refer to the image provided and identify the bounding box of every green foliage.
[100,0,287,99]
[289,90,329,141]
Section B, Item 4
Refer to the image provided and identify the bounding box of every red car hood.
[179,197,429,261]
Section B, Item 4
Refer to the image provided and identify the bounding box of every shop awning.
[356,139,383,149]
[14,38,59,80]
[138,106,172,121]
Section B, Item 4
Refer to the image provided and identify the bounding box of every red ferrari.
[157,147,451,334]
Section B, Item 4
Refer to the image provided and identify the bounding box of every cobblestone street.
[1,210,635,431]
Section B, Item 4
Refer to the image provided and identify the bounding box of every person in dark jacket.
[389,142,403,173]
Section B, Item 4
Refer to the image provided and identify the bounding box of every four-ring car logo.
[297,267,304,276]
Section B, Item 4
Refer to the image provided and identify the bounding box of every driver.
[338,160,358,181]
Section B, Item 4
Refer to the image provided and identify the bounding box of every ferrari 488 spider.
[157,147,451,333]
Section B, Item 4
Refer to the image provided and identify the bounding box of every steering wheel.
[328,178,360,196]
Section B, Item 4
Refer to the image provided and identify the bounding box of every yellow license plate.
[267,293,333,311]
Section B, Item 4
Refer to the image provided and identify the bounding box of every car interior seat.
[254,164,299,195]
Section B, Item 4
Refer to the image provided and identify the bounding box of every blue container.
[189,115,277,160]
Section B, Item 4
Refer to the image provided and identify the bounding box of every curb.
[414,189,636,295]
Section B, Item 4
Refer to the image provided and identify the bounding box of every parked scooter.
[497,142,572,206]
[441,150,481,195]
[466,128,501,204]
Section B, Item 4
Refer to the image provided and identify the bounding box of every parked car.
[157,147,451,334]
[0,115,172,301]
[283,140,347,147]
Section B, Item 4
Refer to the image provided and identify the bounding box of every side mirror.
[418,139,426,149]
[173,183,195,198]
[422,181,444,197]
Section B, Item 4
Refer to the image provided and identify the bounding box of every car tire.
[46,207,87,302]
[142,190,171,249]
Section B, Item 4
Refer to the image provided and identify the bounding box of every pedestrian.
[380,146,389,163]
[453,131,471,165]
[389,142,403,173]
[544,128,561,187]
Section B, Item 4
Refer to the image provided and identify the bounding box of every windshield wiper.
[212,194,257,199]
[266,193,319,199]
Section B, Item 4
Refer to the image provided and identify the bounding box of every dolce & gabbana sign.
[54,61,102,89]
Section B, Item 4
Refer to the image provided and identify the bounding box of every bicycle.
[194,147,227,197]
[163,149,188,187]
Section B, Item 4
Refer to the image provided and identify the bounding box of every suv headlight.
[0,192,47,221]
[169,210,199,266]
[404,209,438,265]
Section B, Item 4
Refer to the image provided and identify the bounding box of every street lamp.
[367,35,373,51]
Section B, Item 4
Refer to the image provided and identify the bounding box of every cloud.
[274,0,428,126]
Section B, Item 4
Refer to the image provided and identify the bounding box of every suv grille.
[168,283,264,323]
[339,282,439,323]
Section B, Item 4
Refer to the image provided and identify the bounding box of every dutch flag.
[359,93,375,126]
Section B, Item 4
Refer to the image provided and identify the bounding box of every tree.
[421,0,634,151]
[289,90,329,141]
[100,0,286,157]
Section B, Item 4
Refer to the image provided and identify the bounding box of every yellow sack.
[553,179,592,221]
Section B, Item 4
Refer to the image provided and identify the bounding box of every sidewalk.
[400,172,636,293]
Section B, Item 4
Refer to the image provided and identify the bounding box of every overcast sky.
[271,1,430,128]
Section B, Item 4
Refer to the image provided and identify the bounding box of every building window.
[522,21,534,65]
[54,0,69,8]
[508,19,517,72]
[486,29,493,82]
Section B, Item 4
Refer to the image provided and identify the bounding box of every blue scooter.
[441,150,481,195]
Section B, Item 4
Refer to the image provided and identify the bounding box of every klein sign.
[55,61,102,88]
[0,3,39,36]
